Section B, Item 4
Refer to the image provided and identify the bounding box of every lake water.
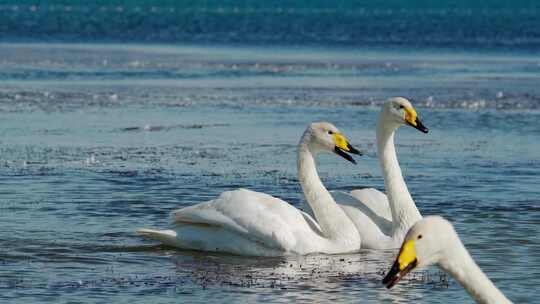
[0,43,539,303]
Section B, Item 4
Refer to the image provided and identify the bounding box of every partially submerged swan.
[332,97,429,249]
[138,122,362,256]
[383,216,512,304]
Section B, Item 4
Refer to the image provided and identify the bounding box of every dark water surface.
[0,43,539,303]
[1,2,540,50]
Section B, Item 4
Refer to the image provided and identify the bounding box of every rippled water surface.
[0,43,539,303]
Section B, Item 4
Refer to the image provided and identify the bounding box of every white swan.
[331,97,429,249]
[137,122,362,256]
[383,216,512,304]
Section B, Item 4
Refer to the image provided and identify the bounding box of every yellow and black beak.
[404,107,429,134]
[332,133,362,164]
[382,240,418,289]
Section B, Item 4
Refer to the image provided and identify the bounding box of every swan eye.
[328,130,333,135]
[417,234,423,240]
[399,105,405,109]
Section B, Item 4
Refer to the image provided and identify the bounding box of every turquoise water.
[0,43,539,303]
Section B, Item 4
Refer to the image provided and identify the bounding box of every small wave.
[119,123,229,133]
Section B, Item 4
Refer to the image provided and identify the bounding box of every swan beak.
[333,133,362,164]
[404,107,429,133]
[382,240,418,289]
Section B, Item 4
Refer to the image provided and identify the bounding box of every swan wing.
[171,188,316,252]
[348,188,392,221]
[331,189,395,249]
[299,210,323,237]
[331,189,392,224]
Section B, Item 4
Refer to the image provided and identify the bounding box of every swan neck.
[377,116,422,241]
[440,241,512,304]
[297,133,359,245]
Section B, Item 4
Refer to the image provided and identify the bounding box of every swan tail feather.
[137,228,178,245]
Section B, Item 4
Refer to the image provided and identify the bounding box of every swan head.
[382,216,458,289]
[382,97,429,133]
[305,122,362,164]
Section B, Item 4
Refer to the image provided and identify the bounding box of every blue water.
[0,42,539,304]
[1,2,540,50]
